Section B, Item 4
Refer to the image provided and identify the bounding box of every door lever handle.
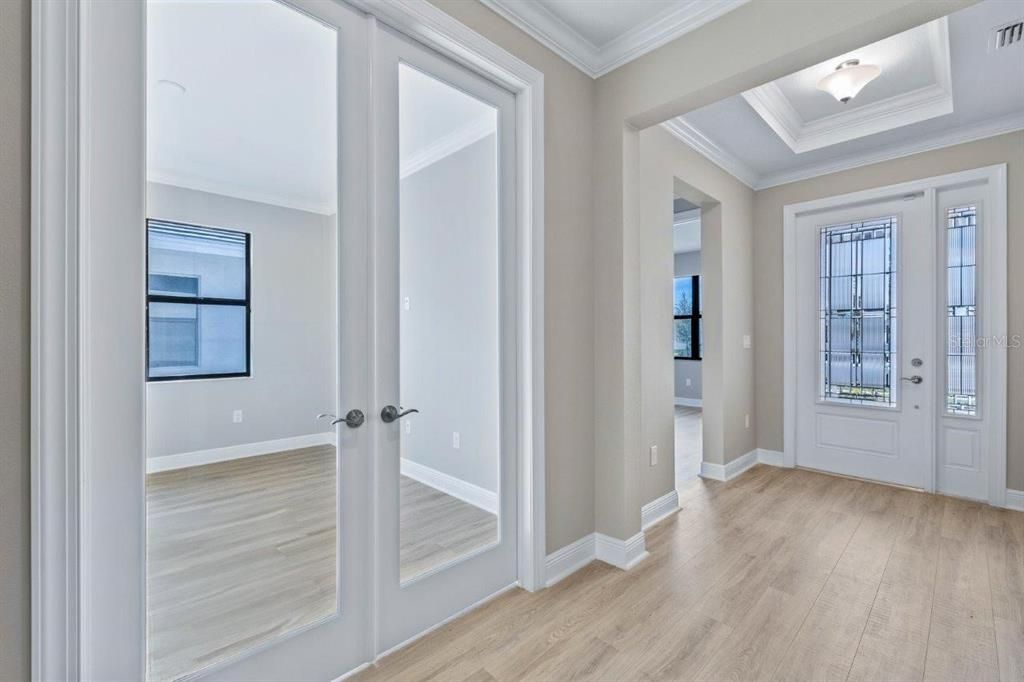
[380,405,419,423]
[901,375,923,384]
[318,410,365,428]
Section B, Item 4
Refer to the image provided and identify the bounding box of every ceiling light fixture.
[816,59,881,103]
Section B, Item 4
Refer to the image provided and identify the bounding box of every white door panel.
[795,197,934,489]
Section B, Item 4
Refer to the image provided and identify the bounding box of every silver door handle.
[901,375,923,384]
[380,405,419,423]
[318,410,365,428]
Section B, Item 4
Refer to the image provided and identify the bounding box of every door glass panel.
[398,64,500,582]
[946,205,978,415]
[145,1,338,679]
[819,217,897,406]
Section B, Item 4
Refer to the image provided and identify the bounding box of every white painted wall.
[399,135,499,494]
[673,250,702,403]
[145,182,337,460]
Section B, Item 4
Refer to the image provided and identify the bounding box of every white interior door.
[372,24,519,652]
[795,196,935,488]
[85,1,373,679]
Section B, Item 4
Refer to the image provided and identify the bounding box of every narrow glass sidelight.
[946,205,978,416]
[818,217,898,406]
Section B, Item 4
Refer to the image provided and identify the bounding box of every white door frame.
[782,164,1007,506]
[30,0,546,678]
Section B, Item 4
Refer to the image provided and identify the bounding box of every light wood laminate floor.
[357,465,1024,682]
[147,445,496,681]
[674,405,702,486]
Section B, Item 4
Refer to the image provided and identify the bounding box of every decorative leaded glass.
[946,205,977,416]
[819,217,897,406]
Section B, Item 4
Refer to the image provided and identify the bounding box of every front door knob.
[901,375,923,385]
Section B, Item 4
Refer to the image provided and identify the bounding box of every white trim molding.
[700,449,759,481]
[741,18,952,154]
[399,114,495,179]
[595,532,648,570]
[664,112,1024,192]
[544,535,596,587]
[544,529,651,586]
[480,0,749,78]
[400,458,499,514]
[641,490,680,530]
[1006,490,1024,513]
[146,432,337,474]
[755,448,786,468]
[660,117,759,188]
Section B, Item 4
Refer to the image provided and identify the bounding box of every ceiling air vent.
[992,19,1023,50]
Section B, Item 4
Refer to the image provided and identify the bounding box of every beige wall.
[0,0,30,677]
[754,131,1024,489]
[638,126,756,505]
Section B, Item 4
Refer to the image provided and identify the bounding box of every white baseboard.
[147,432,336,473]
[1006,489,1024,512]
[595,531,648,570]
[756,448,786,467]
[544,534,597,587]
[674,397,702,407]
[400,458,498,514]
[641,489,679,530]
[544,529,649,586]
[700,448,759,481]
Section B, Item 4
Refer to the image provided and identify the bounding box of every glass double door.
[101,1,519,679]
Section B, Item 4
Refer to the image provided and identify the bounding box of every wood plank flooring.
[357,465,1024,682]
[674,405,702,486]
[147,446,496,681]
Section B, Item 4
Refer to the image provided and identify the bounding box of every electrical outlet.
[452,431,460,449]
[403,296,411,311]
[404,420,411,435]
[233,409,243,423]
[743,334,752,349]
[685,378,692,387]
[649,445,658,466]
[745,413,750,429]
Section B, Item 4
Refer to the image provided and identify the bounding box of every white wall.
[399,135,499,494]
[673,250,702,403]
[145,182,337,459]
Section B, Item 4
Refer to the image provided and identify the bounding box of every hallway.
[675,405,702,487]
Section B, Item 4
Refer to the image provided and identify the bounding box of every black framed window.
[146,219,251,381]
[674,275,702,360]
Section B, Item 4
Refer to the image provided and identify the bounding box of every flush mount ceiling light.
[816,59,881,103]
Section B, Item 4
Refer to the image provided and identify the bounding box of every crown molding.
[400,114,495,178]
[663,111,1024,192]
[660,118,759,188]
[756,111,1024,189]
[146,171,337,215]
[480,0,749,78]
[742,17,952,154]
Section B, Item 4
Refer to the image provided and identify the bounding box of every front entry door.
[795,196,934,488]
[372,24,519,652]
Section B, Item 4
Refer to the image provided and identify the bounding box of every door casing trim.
[31,0,546,678]
[782,164,1008,507]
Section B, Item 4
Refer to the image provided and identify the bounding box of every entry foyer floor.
[358,465,1024,681]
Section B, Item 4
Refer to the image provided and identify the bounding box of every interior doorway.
[672,198,703,487]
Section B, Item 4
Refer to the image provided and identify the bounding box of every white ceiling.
[664,0,1024,189]
[481,0,749,77]
[148,1,490,215]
